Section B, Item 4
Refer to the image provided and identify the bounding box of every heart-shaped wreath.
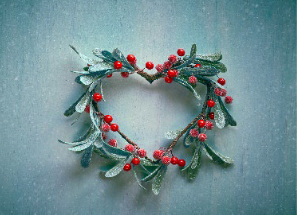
[60,44,236,195]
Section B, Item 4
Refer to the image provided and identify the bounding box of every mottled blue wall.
[0,0,295,214]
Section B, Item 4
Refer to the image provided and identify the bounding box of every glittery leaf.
[69,45,99,65]
[182,144,201,180]
[202,142,233,165]
[73,126,94,142]
[152,166,167,195]
[89,104,100,131]
[102,140,132,158]
[132,167,146,190]
[180,67,220,77]
[89,63,113,72]
[140,159,159,167]
[193,60,227,73]
[105,156,132,177]
[141,165,162,182]
[68,130,100,151]
[213,97,226,129]
[92,49,117,63]
[99,80,106,102]
[71,70,90,74]
[75,70,110,85]
[165,129,183,139]
[196,52,222,62]
[217,96,237,126]
[75,92,90,113]
[81,145,94,168]
[112,48,134,70]
[64,91,87,117]
[174,77,201,101]
[174,44,196,69]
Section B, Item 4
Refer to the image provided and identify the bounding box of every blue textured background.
[0,0,296,214]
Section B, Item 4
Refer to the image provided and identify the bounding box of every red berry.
[87,64,91,67]
[177,48,185,56]
[167,70,177,78]
[209,112,214,120]
[110,123,119,132]
[131,157,140,165]
[198,133,207,142]
[108,139,117,147]
[162,156,171,165]
[171,156,179,165]
[168,55,177,63]
[84,105,90,113]
[145,61,154,70]
[178,159,186,167]
[114,61,122,69]
[217,78,226,85]
[121,72,129,78]
[107,74,112,78]
[127,54,136,63]
[198,119,206,128]
[137,149,147,158]
[194,64,201,67]
[93,93,102,102]
[125,144,134,152]
[153,150,164,160]
[104,115,113,123]
[225,96,233,104]
[123,163,131,171]
[207,99,216,107]
[102,133,107,140]
[102,123,110,132]
[165,76,173,83]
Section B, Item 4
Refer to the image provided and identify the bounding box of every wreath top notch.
[60,44,236,195]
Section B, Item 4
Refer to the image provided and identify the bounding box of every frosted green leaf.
[152,166,167,195]
[89,80,98,92]
[213,98,226,129]
[180,67,219,77]
[112,48,134,70]
[132,168,146,190]
[81,145,94,168]
[71,71,90,74]
[89,104,100,131]
[182,144,201,180]
[105,156,132,177]
[89,63,113,72]
[100,80,106,102]
[217,96,237,126]
[140,159,159,167]
[79,75,99,85]
[64,91,87,117]
[202,142,233,165]
[174,77,201,101]
[141,165,162,182]
[196,52,222,62]
[68,141,92,152]
[69,45,99,65]
[165,129,183,139]
[75,92,90,113]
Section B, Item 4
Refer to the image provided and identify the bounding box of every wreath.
[60,44,236,195]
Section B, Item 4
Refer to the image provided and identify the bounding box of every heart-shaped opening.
[98,74,206,154]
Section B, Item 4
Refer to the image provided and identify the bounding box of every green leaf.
[180,67,220,77]
[165,129,183,139]
[81,145,94,168]
[64,91,88,117]
[196,52,222,62]
[202,142,233,165]
[193,60,227,73]
[132,167,146,190]
[89,63,113,72]
[69,45,99,65]
[140,159,159,167]
[173,77,201,101]
[89,104,101,131]
[68,130,100,151]
[152,166,167,195]
[213,97,226,129]
[182,144,201,180]
[105,156,132,177]
[141,165,162,182]
[75,92,90,113]
[112,48,134,70]
[217,96,237,126]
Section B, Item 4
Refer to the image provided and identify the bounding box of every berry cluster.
[153,149,186,167]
